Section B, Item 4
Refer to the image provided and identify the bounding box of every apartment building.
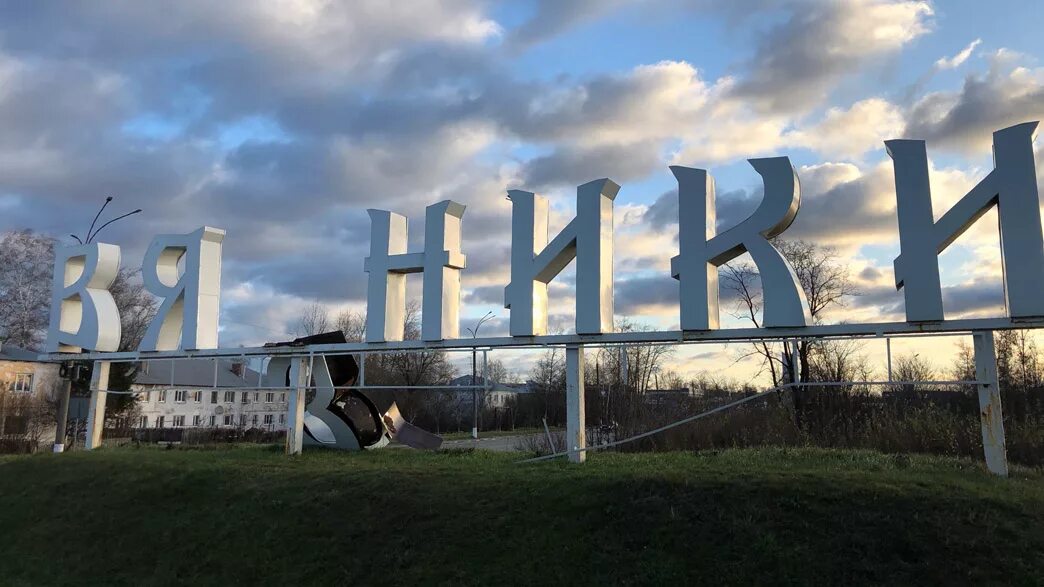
[133,359,289,431]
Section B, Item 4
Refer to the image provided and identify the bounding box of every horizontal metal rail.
[90,378,982,396]
[92,384,496,394]
[41,316,1044,362]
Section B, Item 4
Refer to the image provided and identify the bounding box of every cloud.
[903,51,1044,151]
[0,0,1031,364]
[730,0,933,112]
[789,98,905,160]
[935,38,982,70]
[615,275,680,316]
[505,0,632,51]
[519,142,662,189]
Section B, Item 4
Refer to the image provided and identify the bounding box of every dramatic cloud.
[730,0,933,112]
[904,51,1044,151]
[2,1,1043,382]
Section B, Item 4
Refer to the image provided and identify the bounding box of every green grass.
[1,446,1042,586]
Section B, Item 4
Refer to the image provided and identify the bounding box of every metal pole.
[542,416,557,453]
[566,344,586,464]
[85,361,110,450]
[886,337,893,382]
[286,357,309,455]
[483,349,489,430]
[471,347,478,440]
[973,330,1008,477]
[52,363,73,453]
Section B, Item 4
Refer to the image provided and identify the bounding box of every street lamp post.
[466,311,495,440]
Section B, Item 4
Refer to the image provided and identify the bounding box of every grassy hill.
[1,446,1042,586]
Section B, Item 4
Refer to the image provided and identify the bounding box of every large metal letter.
[671,158,810,330]
[139,226,225,351]
[364,201,466,342]
[888,122,1044,321]
[505,179,619,336]
[46,243,121,353]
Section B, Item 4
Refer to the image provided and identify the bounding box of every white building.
[133,359,288,431]
[0,342,60,449]
[448,375,532,408]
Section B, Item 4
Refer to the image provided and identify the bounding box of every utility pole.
[466,311,494,440]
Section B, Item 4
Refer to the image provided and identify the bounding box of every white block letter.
[364,201,466,342]
[505,179,619,337]
[46,243,122,352]
[139,226,225,351]
[888,122,1044,321]
[671,158,810,330]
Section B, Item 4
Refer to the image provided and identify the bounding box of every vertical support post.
[483,349,489,430]
[886,337,893,382]
[286,357,309,455]
[53,366,73,453]
[973,330,1008,477]
[85,361,110,450]
[566,344,586,463]
[471,346,479,440]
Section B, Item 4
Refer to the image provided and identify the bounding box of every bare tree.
[996,330,1044,392]
[530,346,565,424]
[335,308,366,342]
[485,358,508,385]
[364,301,455,421]
[722,239,857,429]
[723,239,856,387]
[294,301,331,337]
[658,369,687,390]
[806,338,874,393]
[721,262,781,385]
[0,231,55,350]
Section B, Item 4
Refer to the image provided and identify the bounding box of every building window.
[158,390,167,403]
[240,414,247,427]
[223,414,234,426]
[254,392,259,402]
[139,416,148,428]
[12,373,33,393]
[241,392,249,404]
[211,391,218,404]
[173,415,185,428]
[156,415,165,428]
[175,390,187,403]
[224,391,235,403]
[265,392,274,403]
[209,415,216,426]
[264,414,274,426]
[3,415,28,434]
[193,415,202,426]
[193,391,202,403]
[252,414,258,427]
[279,414,285,425]
[280,392,286,402]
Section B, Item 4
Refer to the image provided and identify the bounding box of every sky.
[2,0,1044,384]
